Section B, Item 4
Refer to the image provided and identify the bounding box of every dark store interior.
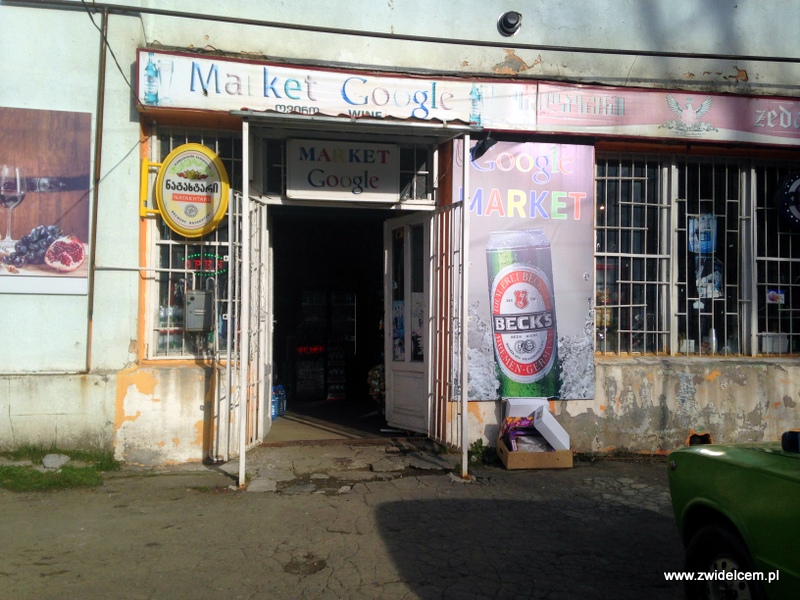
[270,205,398,438]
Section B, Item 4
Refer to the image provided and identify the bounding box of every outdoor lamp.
[498,11,522,36]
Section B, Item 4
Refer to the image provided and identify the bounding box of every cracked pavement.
[0,441,685,599]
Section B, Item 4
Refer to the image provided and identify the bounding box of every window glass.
[675,159,741,356]
[410,224,424,362]
[391,226,405,361]
[399,145,431,200]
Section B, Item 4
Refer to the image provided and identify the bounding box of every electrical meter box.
[185,291,213,331]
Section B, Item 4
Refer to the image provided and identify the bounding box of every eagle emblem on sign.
[662,95,718,134]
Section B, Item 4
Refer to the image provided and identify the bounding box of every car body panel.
[668,442,800,599]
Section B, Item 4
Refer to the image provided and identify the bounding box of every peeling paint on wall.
[114,366,213,465]
[468,401,485,423]
[114,367,156,430]
[553,360,800,454]
[493,49,540,75]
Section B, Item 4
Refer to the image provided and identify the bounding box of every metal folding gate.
[431,202,464,448]
[433,134,471,477]
[210,191,272,477]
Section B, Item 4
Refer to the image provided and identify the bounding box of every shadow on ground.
[375,498,684,600]
[286,395,410,438]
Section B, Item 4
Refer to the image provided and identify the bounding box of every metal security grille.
[149,129,243,358]
[595,155,670,355]
[755,165,800,355]
[432,202,463,446]
[674,158,744,356]
[596,153,800,357]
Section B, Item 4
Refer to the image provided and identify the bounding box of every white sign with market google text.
[286,139,399,202]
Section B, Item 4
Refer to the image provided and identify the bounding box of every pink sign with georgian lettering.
[536,82,800,145]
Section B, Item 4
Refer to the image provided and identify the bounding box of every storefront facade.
[1,1,799,468]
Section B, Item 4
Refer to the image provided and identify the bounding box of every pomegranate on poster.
[44,234,85,272]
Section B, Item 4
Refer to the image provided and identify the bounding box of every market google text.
[296,144,392,194]
[190,63,454,120]
[466,146,587,220]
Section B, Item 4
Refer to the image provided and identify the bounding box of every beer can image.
[486,228,561,398]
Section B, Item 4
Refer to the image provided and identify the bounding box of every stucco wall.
[0,374,116,450]
[470,359,800,453]
[137,0,800,97]
[6,358,796,462]
[565,359,800,453]
[114,365,218,465]
[0,366,230,465]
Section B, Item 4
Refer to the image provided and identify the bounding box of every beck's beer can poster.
[460,142,595,401]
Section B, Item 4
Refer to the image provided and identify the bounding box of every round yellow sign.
[155,143,230,238]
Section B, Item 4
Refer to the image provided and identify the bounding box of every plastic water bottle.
[271,386,279,419]
[144,52,159,105]
[469,84,482,126]
[278,385,286,416]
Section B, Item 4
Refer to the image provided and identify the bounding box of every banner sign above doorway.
[138,49,800,147]
[286,139,400,202]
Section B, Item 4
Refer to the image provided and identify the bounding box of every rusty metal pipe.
[84,5,108,372]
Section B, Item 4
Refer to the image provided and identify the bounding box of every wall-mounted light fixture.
[497,11,522,36]
[470,135,497,160]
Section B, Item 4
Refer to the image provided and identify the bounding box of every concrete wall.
[0,374,115,449]
[0,5,146,457]
[137,0,800,97]
[114,365,218,465]
[468,358,800,453]
[0,366,220,466]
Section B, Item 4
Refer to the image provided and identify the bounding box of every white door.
[384,212,431,433]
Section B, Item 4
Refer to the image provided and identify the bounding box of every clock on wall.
[776,172,800,229]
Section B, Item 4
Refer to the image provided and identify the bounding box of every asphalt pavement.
[1,439,686,599]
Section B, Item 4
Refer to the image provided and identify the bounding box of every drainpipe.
[85,5,108,372]
[460,133,470,479]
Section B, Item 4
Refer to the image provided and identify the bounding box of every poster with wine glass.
[0,107,91,294]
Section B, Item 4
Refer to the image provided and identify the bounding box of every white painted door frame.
[384,211,433,434]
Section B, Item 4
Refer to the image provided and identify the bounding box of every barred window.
[147,129,242,358]
[595,155,669,354]
[674,158,744,356]
[755,166,800,355]
[596,153,800,357]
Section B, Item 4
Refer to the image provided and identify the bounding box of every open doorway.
[271,205,400,439]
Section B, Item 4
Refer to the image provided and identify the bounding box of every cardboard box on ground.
[496,398,573,470]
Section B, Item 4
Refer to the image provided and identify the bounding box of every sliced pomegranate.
[44,235,85,272]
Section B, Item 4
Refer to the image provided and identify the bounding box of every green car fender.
[668,442,800,594]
